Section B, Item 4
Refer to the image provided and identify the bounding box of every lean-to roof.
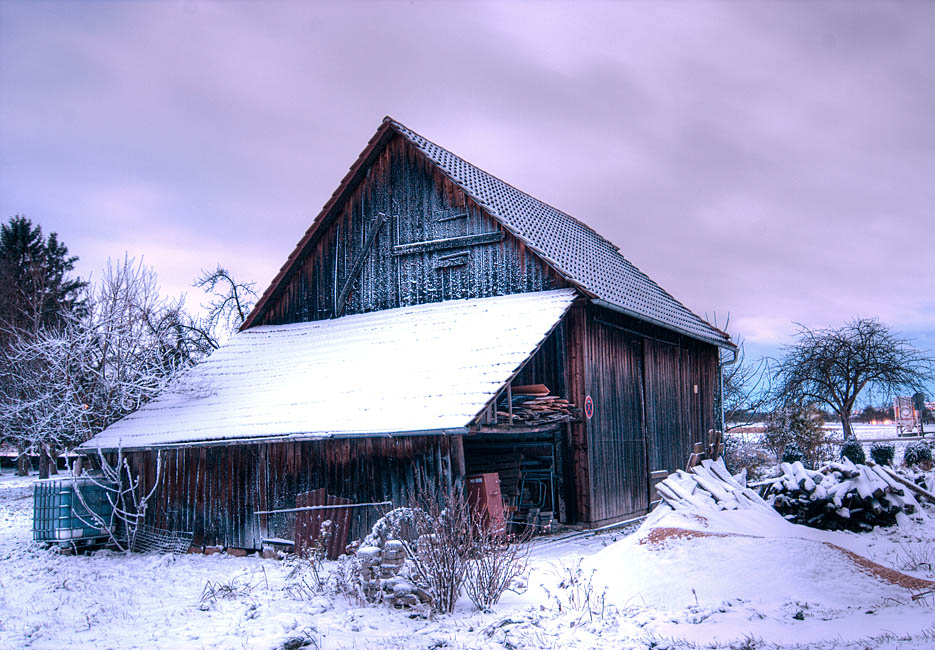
[79,289,577,450]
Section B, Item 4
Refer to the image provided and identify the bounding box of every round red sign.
[584,395,594,419]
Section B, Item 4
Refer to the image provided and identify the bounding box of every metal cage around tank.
[33,476,116,544]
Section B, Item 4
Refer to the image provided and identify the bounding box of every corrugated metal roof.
[389,120,730,346]
[79,289,577,450]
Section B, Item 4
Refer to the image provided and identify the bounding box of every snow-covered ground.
[1,470,934,649]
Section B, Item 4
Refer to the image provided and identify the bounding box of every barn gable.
[249,129,563,327]
[244,117,729,349]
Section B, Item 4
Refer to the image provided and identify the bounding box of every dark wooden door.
[643,339,689,474]
[586,320,649,522]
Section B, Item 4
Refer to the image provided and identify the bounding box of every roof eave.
[591,298,735,349]
[75,426,472,453]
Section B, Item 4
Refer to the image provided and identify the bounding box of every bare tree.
[0,257,208,475]
[721,340,771,431]
[70,447,163,553]
[772,318,935,439]
[194,265,257,341]
[707,313,770,430]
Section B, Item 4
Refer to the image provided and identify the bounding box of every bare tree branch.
[772,318,935,438]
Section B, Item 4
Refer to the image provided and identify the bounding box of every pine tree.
[0,215,87,339]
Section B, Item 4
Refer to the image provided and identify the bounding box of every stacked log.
[495,384,578,426]
[655,458,778,514]
[761,459,924,532]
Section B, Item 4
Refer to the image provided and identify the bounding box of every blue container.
[33,477,116,543]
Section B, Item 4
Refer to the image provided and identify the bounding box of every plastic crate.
[33,477,116,543]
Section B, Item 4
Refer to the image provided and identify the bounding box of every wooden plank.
[334,211,388,316]
[391,231,503,256]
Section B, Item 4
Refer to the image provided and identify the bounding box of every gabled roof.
[243,117,730,347]
[79,290,577,450]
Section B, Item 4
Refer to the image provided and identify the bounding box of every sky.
[1,0,933,388]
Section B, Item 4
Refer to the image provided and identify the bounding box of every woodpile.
[655,458,777,514]
[495,384,578,426]
[761,459,925,532]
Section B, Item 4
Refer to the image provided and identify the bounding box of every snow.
[78,289,577,450]
[3,470,935,649]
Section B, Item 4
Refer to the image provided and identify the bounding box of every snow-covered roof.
[79,289,577,450]
[388,120,730,347]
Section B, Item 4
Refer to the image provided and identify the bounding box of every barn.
[78,117,734,552]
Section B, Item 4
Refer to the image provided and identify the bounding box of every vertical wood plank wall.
[258,135,563,326]
[126,436,450,550]
[566,304,719,526]
[511,321,566,399]
[584,318,648,523]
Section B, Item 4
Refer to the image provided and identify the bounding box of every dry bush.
[898,542,935,578]
[543,559,607,620]
[378,480,531,614]
[404,483,475,614]
[464,526,531,612]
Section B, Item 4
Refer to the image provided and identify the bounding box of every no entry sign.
[584,395,594,420]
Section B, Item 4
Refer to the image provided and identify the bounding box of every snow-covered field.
[730,423,933,467]
[1,470,934,650]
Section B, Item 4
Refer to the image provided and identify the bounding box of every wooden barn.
[78,117,734,552]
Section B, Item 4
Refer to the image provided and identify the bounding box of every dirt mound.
[641,525,935,594]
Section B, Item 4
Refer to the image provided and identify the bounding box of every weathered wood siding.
[584,317,648,523]
[511,321,566,399]
[643,336,718,475]
[258,135,563,326]
[126,436,450,550]
[566,304,719,525]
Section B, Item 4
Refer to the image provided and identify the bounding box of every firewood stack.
[761,459,924,532]
[495,384,578,426]
[655,458,777,514]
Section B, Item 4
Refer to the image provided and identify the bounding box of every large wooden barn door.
[586,320,649,523]
[643,339,690,475]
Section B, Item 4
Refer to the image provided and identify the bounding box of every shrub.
[903,441,933,468]
[464,528,530,612]
[763,404,826,466]
[840,439,866,465]
[869,442,895,466]
[782,442,807,465]
[405,487,475,614]
[722,434,773,481]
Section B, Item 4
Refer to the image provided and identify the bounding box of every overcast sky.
[1,0,933,375]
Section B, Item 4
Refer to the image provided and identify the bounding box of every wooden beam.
[507,382,513,425]
[450,435,466,478]
[334,211,387,316]
[392,231,503,256]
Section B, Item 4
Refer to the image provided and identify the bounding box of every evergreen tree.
[0,215,87,339]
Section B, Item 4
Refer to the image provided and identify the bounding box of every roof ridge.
[386,118,622,254]
[386,119,729,345]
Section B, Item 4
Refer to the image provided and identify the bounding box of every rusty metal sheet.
[294,489,352,560]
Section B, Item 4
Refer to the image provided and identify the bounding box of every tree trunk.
[16,449,29,476]
[840,413,854,439]
[38,447,50,479]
